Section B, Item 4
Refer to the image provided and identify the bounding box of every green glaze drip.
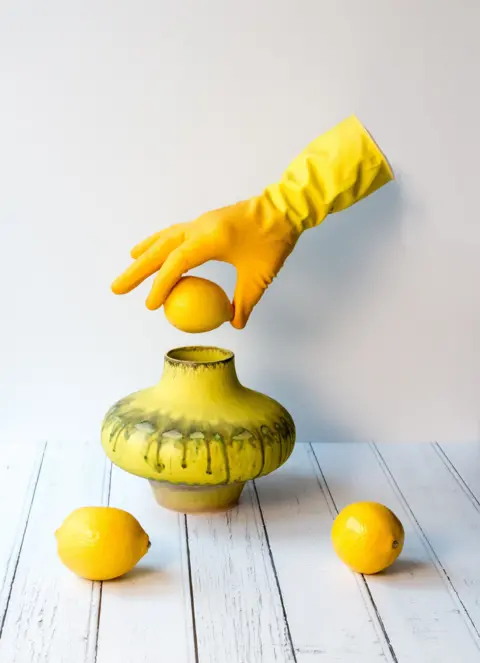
[205,439,212,475]
[155,436,164,472]
[109,419,124,453]
[274,422,284,467]
[214,432,230,483]
[181,439,188,469]
[255,427,266,478]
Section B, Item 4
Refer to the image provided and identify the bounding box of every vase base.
[149,481,245,514]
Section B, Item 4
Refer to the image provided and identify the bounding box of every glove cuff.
[263,115,394,234]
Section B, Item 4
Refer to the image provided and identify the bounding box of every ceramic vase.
[101,346,295,513]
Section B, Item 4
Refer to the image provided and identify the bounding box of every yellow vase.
[101,347,295,513]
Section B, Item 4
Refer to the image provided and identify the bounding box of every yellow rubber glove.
[112,115,393,328]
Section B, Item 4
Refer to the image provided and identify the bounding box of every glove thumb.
[232,268,268,329]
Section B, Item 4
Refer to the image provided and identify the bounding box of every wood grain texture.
[3,442,480,662]
[372,444,480,661]
[313,443,480,662]
[186,482,294,663]
[0,442,45,633]
[437,443,480,505]
[254,444,391,662]
[0,440,110,663]
[96,466,195,663]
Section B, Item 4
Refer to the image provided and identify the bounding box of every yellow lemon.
[55,506,150,581]
[331,502,404,574]
[164,276,233,333]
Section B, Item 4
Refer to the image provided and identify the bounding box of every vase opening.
[166,346,234,365]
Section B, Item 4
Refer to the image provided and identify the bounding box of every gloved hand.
[112,115,393,329]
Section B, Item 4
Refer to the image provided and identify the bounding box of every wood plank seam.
[308,444,399,663]
[186,481,296,662]
[185,514,200,663]
[85,458,113,663]
[371,443,480,648]
[95,466,196,663]
[252,481,298,663]
[0,440,47,639]
[433,443,480,513]
[179,514,198,663]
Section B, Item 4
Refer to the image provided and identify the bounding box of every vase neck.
[157,347,242,402]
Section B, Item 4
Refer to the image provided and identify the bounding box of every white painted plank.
[0,442,45,630]
[187,482,294,663]
[96,466,195,663]
[255,444,391,662]
[313,443,480,662]
[0,440,110,663]
[437,443,480,504]
[377,443,480,641]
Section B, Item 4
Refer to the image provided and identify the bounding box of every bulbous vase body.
[101,347,295,513]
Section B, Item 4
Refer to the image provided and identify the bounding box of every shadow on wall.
[249,179,405,443]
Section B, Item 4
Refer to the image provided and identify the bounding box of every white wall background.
[1,0,479,444]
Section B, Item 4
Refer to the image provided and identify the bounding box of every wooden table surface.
[0,441,479,662]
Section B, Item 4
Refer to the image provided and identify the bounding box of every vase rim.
[165,346,234,367]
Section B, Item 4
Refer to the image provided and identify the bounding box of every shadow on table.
[378,558,433,578]
[109,564,181,590]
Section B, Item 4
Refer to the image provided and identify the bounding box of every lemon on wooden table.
[55,507,150,581]
[164,276,233,333]
[331,502,404,574]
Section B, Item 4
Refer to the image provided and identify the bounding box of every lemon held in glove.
[112,115,394,329]
[164,276,233,333]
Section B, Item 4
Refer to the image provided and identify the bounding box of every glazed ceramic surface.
[101,347,295,512]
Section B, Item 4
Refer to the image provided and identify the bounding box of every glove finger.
[231,270,267,329]
[145,240,213,310]
[130,231,163,259]
[111,233,184,295]
[130,225,184,259]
